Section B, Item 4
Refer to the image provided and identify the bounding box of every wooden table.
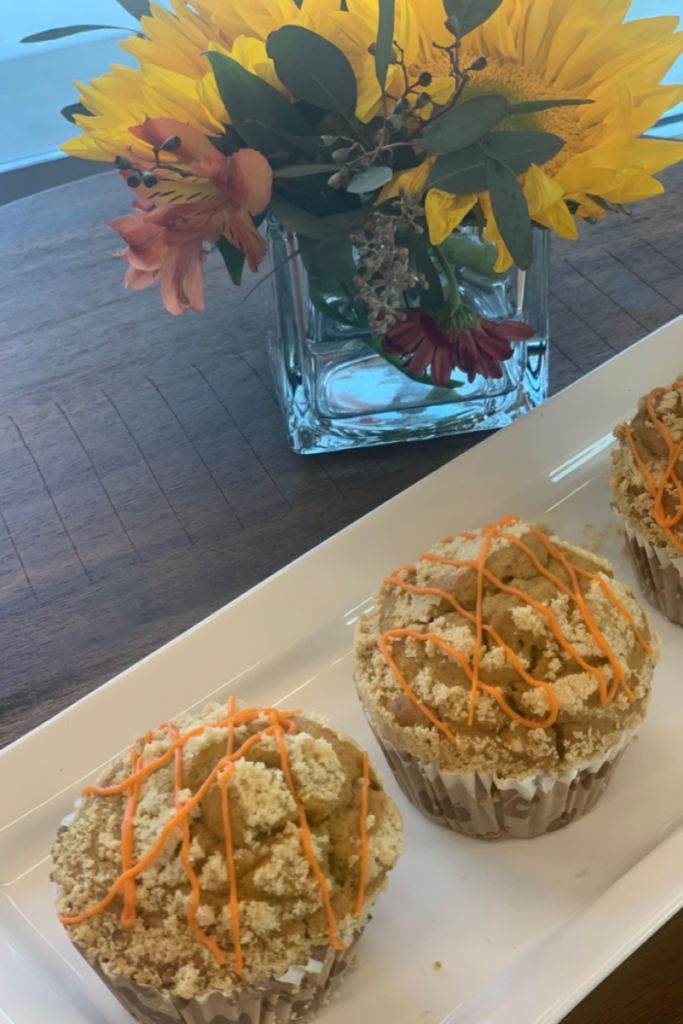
[3,162,683,1023]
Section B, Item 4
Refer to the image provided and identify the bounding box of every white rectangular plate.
[3,317,683,1024]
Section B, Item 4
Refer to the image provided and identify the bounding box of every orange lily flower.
[111,117,273,315]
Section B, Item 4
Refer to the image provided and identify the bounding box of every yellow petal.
[566,193,608,220]
[230,36,287,95]
[376,156,435,204]
[478,195,514,273]
[524,164,578,240]
[425,190,477,246]
[624,137,683,175]
[141,64,226,134]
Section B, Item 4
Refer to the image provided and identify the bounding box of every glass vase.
[266,222,549,455]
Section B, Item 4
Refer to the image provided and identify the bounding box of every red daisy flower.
[382,308,535,386]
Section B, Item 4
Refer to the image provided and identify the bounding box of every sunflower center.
[408,51,454,81]
[462,57,584,177]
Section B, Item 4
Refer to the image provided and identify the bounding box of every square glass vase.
[266,223,549,455]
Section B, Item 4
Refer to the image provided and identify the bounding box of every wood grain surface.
[2,162,683,1023]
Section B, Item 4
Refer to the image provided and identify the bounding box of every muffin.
[355,515,659,840]
[53,699,403,1024]
[610,378,683,625]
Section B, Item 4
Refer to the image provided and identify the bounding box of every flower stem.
[434,243,461,311]
[364,336,463,391]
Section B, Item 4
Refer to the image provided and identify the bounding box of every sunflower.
[414,0,683,269]
[63,2,226,162]
[326,0,683,267]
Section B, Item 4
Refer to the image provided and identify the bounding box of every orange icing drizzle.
[60,702,373,970]
[381,516,651,741]
[220,696,242,973]
[623,382,683,552]
[354,752,371,917]
[120,748,142,927]
[271,716,346,951]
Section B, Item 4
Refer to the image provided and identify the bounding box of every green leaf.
[206,52,311,155]
[21,24,128,42]
[114,0,151,17]
[269,202,347,241]
[438,232,501,279]
[301,239,362,325]
[505,98,593,116]
[272,163,338,178]
[404,234,445,309]
[309,286,361,325]
[375,0,395,90]
[428,130,564,193]
[485,156,532,269]
[484,130,565,174]
[443,0,503,36]
[428,146,488,193]
[266,26,357,116]
[216,237,246,286]
[347,166,393,193]
[247,124,321,158]
[61,101,92,123]
[315,110,364,137]
[421,94,508,154]
[302,239,359,301]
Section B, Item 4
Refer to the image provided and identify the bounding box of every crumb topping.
[355,520,659,777]
[52,703,403,999]
[610,379,683,554]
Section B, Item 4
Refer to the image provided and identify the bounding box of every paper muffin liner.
[619,516,683,626]
[75,934,362,1024]
[53,807,362,1024]
[367,722,636,840]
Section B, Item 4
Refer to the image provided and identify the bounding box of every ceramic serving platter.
[3,317,683,1024]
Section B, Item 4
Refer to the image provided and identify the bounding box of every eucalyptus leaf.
[269,202,347,241]
[308,288,361,326]
[485,156,532,269]
[438,233,501,279]
[272,163,338,178]
[114,0,151,17]
[61,101,92,123]
[325,209,375,229]
[347,166,393,193]
[443,0,503,36]
[428,130,564,193]
[375,0,395,90]
[302,238,362,327]
[315,111,363,137]
[421,94,508,153]
[207,52,311,155]
[403,235,445,309]
[428,146,489,194]
[21,24,128,42]
[266,26,357,116]
[484,131,565,174]
[505,98,593,116]
[216,237,246,287]
[303,240,358,286]
[247,124,321,158]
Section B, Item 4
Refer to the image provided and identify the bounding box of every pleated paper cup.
[368,724,636,841]
[620,517,683,627]
[75,934,362,1024]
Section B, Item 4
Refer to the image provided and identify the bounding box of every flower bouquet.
[40,0,683,450]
